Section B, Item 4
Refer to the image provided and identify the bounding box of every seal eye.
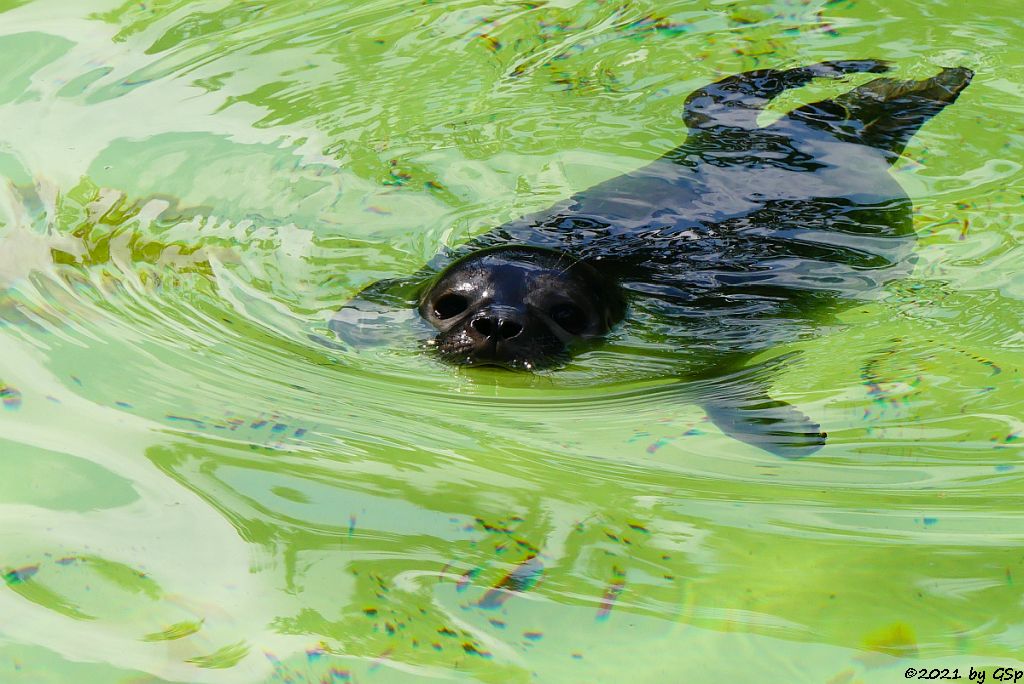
[549,303,587,335]
[433,293,469,320]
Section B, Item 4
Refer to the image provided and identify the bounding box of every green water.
[0,0,1021,682]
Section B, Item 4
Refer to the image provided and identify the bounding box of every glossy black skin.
[336,60,972,456]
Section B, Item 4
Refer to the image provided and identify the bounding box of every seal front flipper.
[703,396,826,459]
[780,66,974,159]
[323,248,459,349]
[704,395,823,458]
[325,276,426,349]
[697,362,826,458]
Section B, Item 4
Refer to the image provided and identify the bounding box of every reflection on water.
[0,0,1022,681]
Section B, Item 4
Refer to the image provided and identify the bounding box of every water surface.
[0,0,1022,681]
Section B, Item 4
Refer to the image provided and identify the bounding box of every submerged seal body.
[335,60,972,456]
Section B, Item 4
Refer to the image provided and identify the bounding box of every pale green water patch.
[0,0,1022,682]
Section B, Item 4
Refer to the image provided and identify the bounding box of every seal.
[333,60,972,456]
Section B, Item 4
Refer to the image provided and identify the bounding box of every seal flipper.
[683,59,891,131]
[781,67,974,159]
[703,395,826,459]
[326,276,425,349]
[696,360,826,458]
[324,249,457,349]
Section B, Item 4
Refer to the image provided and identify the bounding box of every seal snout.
[470,306,526,341]
[466,305,530,365]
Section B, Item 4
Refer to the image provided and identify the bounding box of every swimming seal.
[333,60,972,457]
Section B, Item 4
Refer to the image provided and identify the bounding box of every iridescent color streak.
[461,642,491,658]
[166,415,206,428]
[0,384,22,410]
[368,649,393,671]
[646,438,670,454]
[456,566,482,592]
[477,555,543,609]
[596,567,627,621]
[3,565,39,585]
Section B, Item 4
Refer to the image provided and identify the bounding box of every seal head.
[419,246,624,369]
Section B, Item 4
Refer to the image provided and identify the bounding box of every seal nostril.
[471,316,523,340]
[471,316,495,337]
[497,319,523,339]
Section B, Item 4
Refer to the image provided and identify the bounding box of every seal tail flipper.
[682,59,891,131]
[782,66,974,159]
